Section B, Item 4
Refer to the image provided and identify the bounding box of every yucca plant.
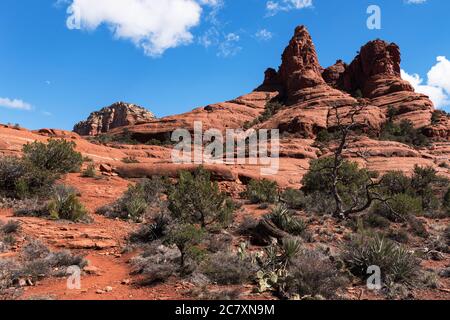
[268,204,306,236]
[342,234,419,285]
[48,185,87,221]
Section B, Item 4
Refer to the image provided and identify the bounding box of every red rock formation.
[277,26,325,104]
[73,102,155,136]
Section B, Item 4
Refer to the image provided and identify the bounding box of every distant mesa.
[73,25,449,141]
[73,102,155,136]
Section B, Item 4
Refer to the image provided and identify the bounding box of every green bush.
[281,188,305,210]
[129,213,172,244]
[98,177,167,221]
[380,120,430,147]
[342,234,420,284]
[379,171,411,196]
[47,185,87,221]
[168,168,234,228]
[23,139,83,174]
[245,179,279,204]
[371,193,422,222]
[301,158,374,213]
[165,223,204,269]
[0,157,56,199]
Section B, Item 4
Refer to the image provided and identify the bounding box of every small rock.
[121,279,131,285]
[84,265,100,275]
[96,289,105,294]
[18,279,27,287]
[104,286,113,292]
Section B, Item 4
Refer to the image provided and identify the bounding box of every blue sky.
[0,0,449,130]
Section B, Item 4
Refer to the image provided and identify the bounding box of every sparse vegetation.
[243,100,284,129]
[97,177,167,222]
[81,163,97,178]
[245,179,279,204]
[267,204,307,236]
[380,120,430,147]
[168,168,235,228]
[201,251,257,285]
[1,220,20,234]
[282,249,348,299]
[280,188,305,210]
[47,185,87,222]
[342,234,420,285]
[1,240,86,298]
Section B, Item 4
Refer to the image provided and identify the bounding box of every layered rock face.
[73,102,155,136]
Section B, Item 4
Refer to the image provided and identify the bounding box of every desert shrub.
[47,185,87,221]
[363,213,391,229]
[282,249,348,299]
[130,243,180,285]
[1,220,20,234]
[300,191,336,215]
[201,251,257,285]
[301,158,374,214]
[98,177,167,222]
[22,240,50,261]
[444,188,450,212]
[205,233,233,253]
[129,213,172,244]
[13,199,47,218]
[386,229,409,244]
[267,204,307,236]
[45,251,87,269]
[23,139,83,174]
[0,157,56,199]
[408,216,429,238]
[342,234,420,284]
[379,171,412,196]
[168,168,234,228]
[245,179,279,204]
[13,241,86,282]
[281,188,305,210]
[371,193,422,222]
[165,224,205,269]
[380,120,429,147]
[411,166,442,211]
[237,217,259,236]
[244,100,284,129]
[81,163,96,178]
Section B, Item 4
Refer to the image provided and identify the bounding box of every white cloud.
[63,0,222,57]
[401,56,450,109]
[255,29,273,41]
[217,32,241,57]
[0,97,33,111]
[266,0,313,16]
[405,0,427,4]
